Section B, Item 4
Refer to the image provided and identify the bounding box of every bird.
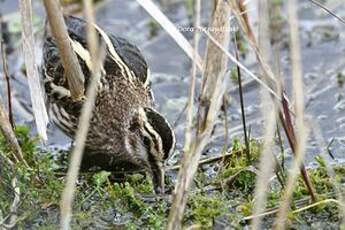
[41,15,175,193]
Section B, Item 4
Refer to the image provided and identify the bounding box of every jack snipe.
[42,16,175,193]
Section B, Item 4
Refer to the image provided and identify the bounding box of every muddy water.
[0,0,344,165]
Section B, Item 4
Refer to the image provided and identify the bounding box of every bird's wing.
[43,15,149,92]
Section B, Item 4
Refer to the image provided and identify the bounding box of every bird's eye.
[143,135,151,149]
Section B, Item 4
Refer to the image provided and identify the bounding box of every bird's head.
[125,107,175,193]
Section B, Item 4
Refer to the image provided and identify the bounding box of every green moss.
[107,182,165,229]
[264,155,345,217]
[219,139,261,193]
[293,155,344,200]
[1,126,344,228]
[127,173,154,194]
[237,198,253,217]
[0,126,62,228]
[186,191,229,229]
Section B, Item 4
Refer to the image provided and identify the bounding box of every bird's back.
[42,15,152,148]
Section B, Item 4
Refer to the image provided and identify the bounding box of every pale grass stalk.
[60,1,102,229]
[19,0,49,141]
[83,0,98,65]
[307,0,345,25]
[252,0,282,212]
[183,0,200,161]
[0,177,20,228]
[270,1,284,96]
[257,0,270,60]
[0,98,28,167]
[251,2,277,228]
[256,0,275,106]
[244,198,343,222]
[274,0,309,227]
[251,107,277,230]
[43,0,85,101]
[292,199,344,214]
[269,0,286,187]
[135,0,203,70]
[328,0,343,12]
[7,177,20,227]
[167,1,230,228]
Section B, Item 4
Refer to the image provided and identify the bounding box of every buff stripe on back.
[138,108,164,159]
[93,24,136,84]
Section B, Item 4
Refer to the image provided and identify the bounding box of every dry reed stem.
[274,0,310,227]
[135,0,203,70]
[167,1,230,228]
[60,1,103,229]
[251,0,286,226]
[251,106,277,230]
[251,2,279,228]
[43,0,85,101]
[269,0,286,189]
[183,0,200,169]
[0,39,14,128]
[19,0,49,141]
[0,98,28,167]
[257,0,271,61]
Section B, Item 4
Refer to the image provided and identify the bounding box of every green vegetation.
[337,72,345,88]
[184,0,194,17]
[230,67,239,84]
[147,19,160,39]
[218,139,262,193]
[233,31,248,57]
[0,127,344,229]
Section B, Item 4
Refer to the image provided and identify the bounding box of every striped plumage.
[42,16,175,193]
